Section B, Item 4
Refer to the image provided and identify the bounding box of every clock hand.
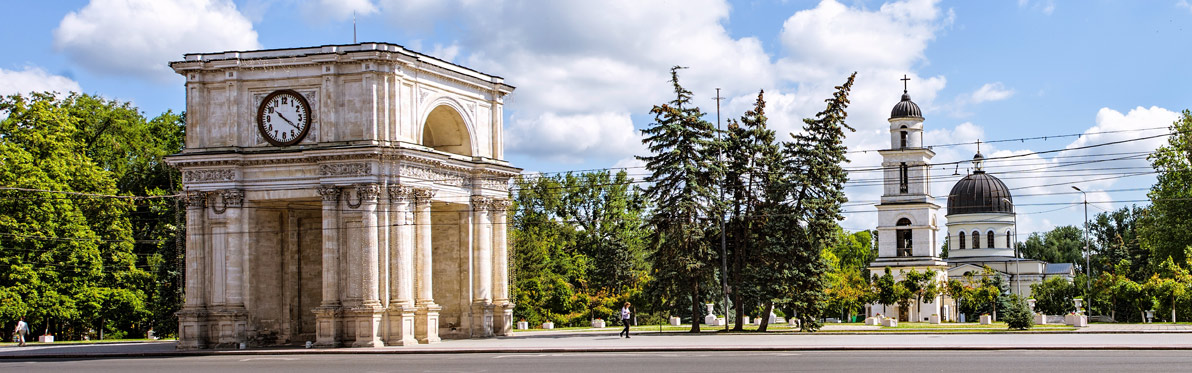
[276,112,299,129]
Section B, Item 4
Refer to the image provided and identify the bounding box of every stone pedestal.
[313,306,343,347]
[1034,313,1048,325]
[865,317,881,326]
[669,316,681,326]
[351,306,385,348]
[472,302,494,337]
[493,303,515,336]
[516,321,529,330]
[979,314,993,325]
[38,335,54,343]
[415,304,442,344]
[176,308,209,349]
[385,305,417,346]
[591,319,606,328]
[210,308,248,348]
[929,314,941,324]
[1065,314,1088,327]
[882,318,898,327]
[541,322,554,329]
[789,318,801,328]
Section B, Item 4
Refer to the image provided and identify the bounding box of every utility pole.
[1073,186,1090,308]
[1004,197,1019,296]
[715,88,730,331]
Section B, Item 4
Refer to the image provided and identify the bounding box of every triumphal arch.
[166,43,519,348]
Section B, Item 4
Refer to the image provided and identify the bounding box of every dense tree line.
[0,92,183,341]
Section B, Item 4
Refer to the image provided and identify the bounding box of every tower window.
[900,126,908,148]
[896,218,913,257]
[988,230,995,249]
[899,163,909,194]
[972,230,980,249]
[958,231,966,250]
[1006,230,1012,249]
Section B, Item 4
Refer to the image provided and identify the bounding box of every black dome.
[947,171,1014,215]
[890,92,923,119]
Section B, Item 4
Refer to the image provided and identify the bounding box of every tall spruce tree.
[723,90,772,330]
[778,73,857,331]
[638,66,720,332]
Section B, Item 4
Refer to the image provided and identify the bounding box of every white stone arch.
[418,95,479,157]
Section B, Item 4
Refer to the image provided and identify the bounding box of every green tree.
[1019,226,1086,273]
[1089,205,1148,281]
[637,67,721,332]
[1145,257,1191,323]
[722,90,772,330]
[1002,295,1034,330]
[1029,276,1076,315]
[1140,110,1192,265]
[900,269,939,321]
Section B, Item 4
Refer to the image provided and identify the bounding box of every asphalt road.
[3,350,1191,372]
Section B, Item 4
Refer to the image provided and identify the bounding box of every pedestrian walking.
[619,302,632,338]
[13,317,28,347]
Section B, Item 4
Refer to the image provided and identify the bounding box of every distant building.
[867,79,1074,322]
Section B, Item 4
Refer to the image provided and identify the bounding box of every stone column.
[214,189,247,347]
[178,191,209,349]
[471,196,494,337]
[314,185,343,347]
[353,184,385,347]
[385,185,417,346]
[491,199,514,336]
[413,188,441,344]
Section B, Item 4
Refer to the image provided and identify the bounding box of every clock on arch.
[256,89,311,146]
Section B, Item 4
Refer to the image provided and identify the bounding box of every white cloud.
[504,111,642,164]
[1019,0,1056,15]
[53,0,261,81]
[970,82,1014,104]
[299,0,377,23]
[1180,0,1192,13]
[0,67,82,96]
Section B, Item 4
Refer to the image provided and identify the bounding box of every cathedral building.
[867,79,1074,322]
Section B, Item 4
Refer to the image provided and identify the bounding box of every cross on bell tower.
[901,74,911,93]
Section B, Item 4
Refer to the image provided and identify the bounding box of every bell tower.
[867,76,947,321]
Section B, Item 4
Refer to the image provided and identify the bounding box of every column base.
[493,301,515,336]
[472,302,494,338]
[313,306,343,348]
[415,303,441,344]
[351,304,386,348]
[385,303,418,346]
[176,307,209,350]
[209,307,248,348]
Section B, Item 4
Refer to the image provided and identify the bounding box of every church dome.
[890,92,923,119]
[947,170,1013,215]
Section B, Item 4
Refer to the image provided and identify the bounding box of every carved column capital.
[317,185,341,202]
[356,183,381,202]
[220,189,245,208]
[184,191,207,209]
[491,199,511,212]
[470,196,493,211]
[412,188,436,207]
[387,185,414,203]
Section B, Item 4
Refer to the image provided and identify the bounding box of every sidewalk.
[4,328,1192,359]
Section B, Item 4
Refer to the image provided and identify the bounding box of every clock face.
[257,90,311,146]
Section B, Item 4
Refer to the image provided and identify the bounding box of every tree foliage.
[1140,110,1192,265]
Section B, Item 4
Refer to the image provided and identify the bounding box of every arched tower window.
[899,163,909,194]
[900,125,908,148]
[896,218,913,257]
[958,231,966,249]
[972,230,980,249]
[422,105,473,157]
[987,230,995,249]
[1006,230,1012,249]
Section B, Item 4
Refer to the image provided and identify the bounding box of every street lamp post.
[1003,197,1019,296]
[1072,186,1090,307]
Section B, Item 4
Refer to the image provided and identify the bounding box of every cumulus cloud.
[1019,0,1056,15]
[0,67,82,96]
[53,0,261,81]
[969,82,1014,104]
[505,111,642,164]
[299,0,377,23]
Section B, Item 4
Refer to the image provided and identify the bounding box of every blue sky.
[2,0,1190,240]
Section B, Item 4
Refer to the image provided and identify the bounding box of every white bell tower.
[867,76,947,322]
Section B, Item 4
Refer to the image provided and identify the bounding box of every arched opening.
[1006,230,1012,249]
[899,163,909,194]
[987,230,996,249]
[896,218,912,257]
[972,230,980,249]
[900,125,908,148]
[422,105,473,157]
[958,231,966,250]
